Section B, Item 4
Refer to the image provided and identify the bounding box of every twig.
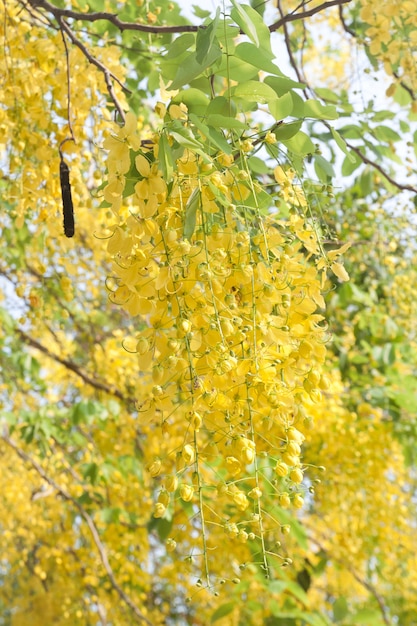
[276,0,307,89]
[344,139,417,194]
[338,5,416,101]
[27,0,351,36]
[269,0,353,32]
[2,432,153,626]
[27,0,199,33]
[57,17,128,122]
[16,328,134,405]
[307,532,392,626]
[59,25,75,142]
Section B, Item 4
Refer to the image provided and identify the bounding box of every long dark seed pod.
[60,157,75,238]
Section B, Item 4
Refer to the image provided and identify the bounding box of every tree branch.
[27,0,199,33]
[16,328,134,406]
[57,17,128,122]
[2,432,153,626]
[269,0,353,32]
[344,140,417,194]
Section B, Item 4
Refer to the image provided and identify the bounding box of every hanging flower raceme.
[102,111,330,583]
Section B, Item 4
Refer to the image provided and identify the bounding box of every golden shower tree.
[0,0,416,624]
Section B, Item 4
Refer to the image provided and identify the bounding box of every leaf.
[164,33,195,59]
[173,88,210,116]
[189,113,232,153]
[283,131,315,156]
[170,121,209,160]
[211,602,235,623]
[303,99,338,120]
[314,154,335,182]
[333,597,349,622]
[100,507,122,524]
[234,80,278,103]
[274,121,302,140]
[373,124,401,143]
[234,42,282,75]
[314,87,340,103]
[341,151,362,176]
[168,44,222,90]
[349,609,386,625]
[264,75,305,96]
[206,113,247,130]
[183,187,200,240]
[195,8,220,65]
[230,0,271,52]
[268,93,293,120]
[158,132,173,182]
[330,127,355,161]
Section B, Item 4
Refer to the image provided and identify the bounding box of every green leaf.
[189,113,232,153]
[233,80,278,103]
[172,88,210,116]
[248,155,270,174]
[192,6,211,18]
[206,96,237,117]
[82,462,99,485]
[314,87,340,103]
[330,127,355,161]
[314,154,335,182]
[158,133,173,182]
[265,75,305,96]
[211,602,235,623]
[274,121,302,140]
[349,608,385,625]
[303,99,338,120]
[217,54,259,83]
[230,0,271,52]
[268,93,293,120]
[341,151,362,176]
[183,187,200,240]
[170,121,208,160]
[373,124,401,143]
[169,44,222,90]
[149,516,173,541]
[333,597,349,622]
[283,131,315,156]
[100,507,122,524]
[164,33,195,59]
[234,42,282,75]
[206,113,247,130]
[195,8,220,65]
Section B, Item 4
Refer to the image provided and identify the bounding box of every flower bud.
[279,492,291,508]
[274,461,289,477]
[179,484,194,502]
[289,468,304,484]
[147,458,162,477]
[182,444,195,465]
[153,503,166,518]
[165,475,178,492]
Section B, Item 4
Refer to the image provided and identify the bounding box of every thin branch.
[277,0,307,88]
[27,0,199,33]
[57,17,128,122]
[16,328,134,405]
[28,0,352,36]
[307,532,391,626]
[344,140,417,194]
[2,432,153,626]
[338,5,416,101]
[59,25,75,142]
[269,0,353,32]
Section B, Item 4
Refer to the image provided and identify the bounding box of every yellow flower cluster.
[360,0,417,101]
[102,112,329,571]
